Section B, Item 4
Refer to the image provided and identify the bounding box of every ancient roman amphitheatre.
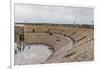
[14,23,94,65]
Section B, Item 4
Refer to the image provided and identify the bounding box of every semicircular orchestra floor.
[14,44,54,65]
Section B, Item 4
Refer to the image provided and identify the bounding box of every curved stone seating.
[15,24,94,63]
[24,33,73,51]
[50,42,92,63]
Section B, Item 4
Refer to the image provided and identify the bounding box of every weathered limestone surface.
[15,24,94,65]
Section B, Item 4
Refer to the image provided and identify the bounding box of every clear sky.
[15,3,94,25]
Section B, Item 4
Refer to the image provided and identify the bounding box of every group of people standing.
[15,42,30,55]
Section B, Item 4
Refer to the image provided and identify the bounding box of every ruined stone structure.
[21,24,94,63]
